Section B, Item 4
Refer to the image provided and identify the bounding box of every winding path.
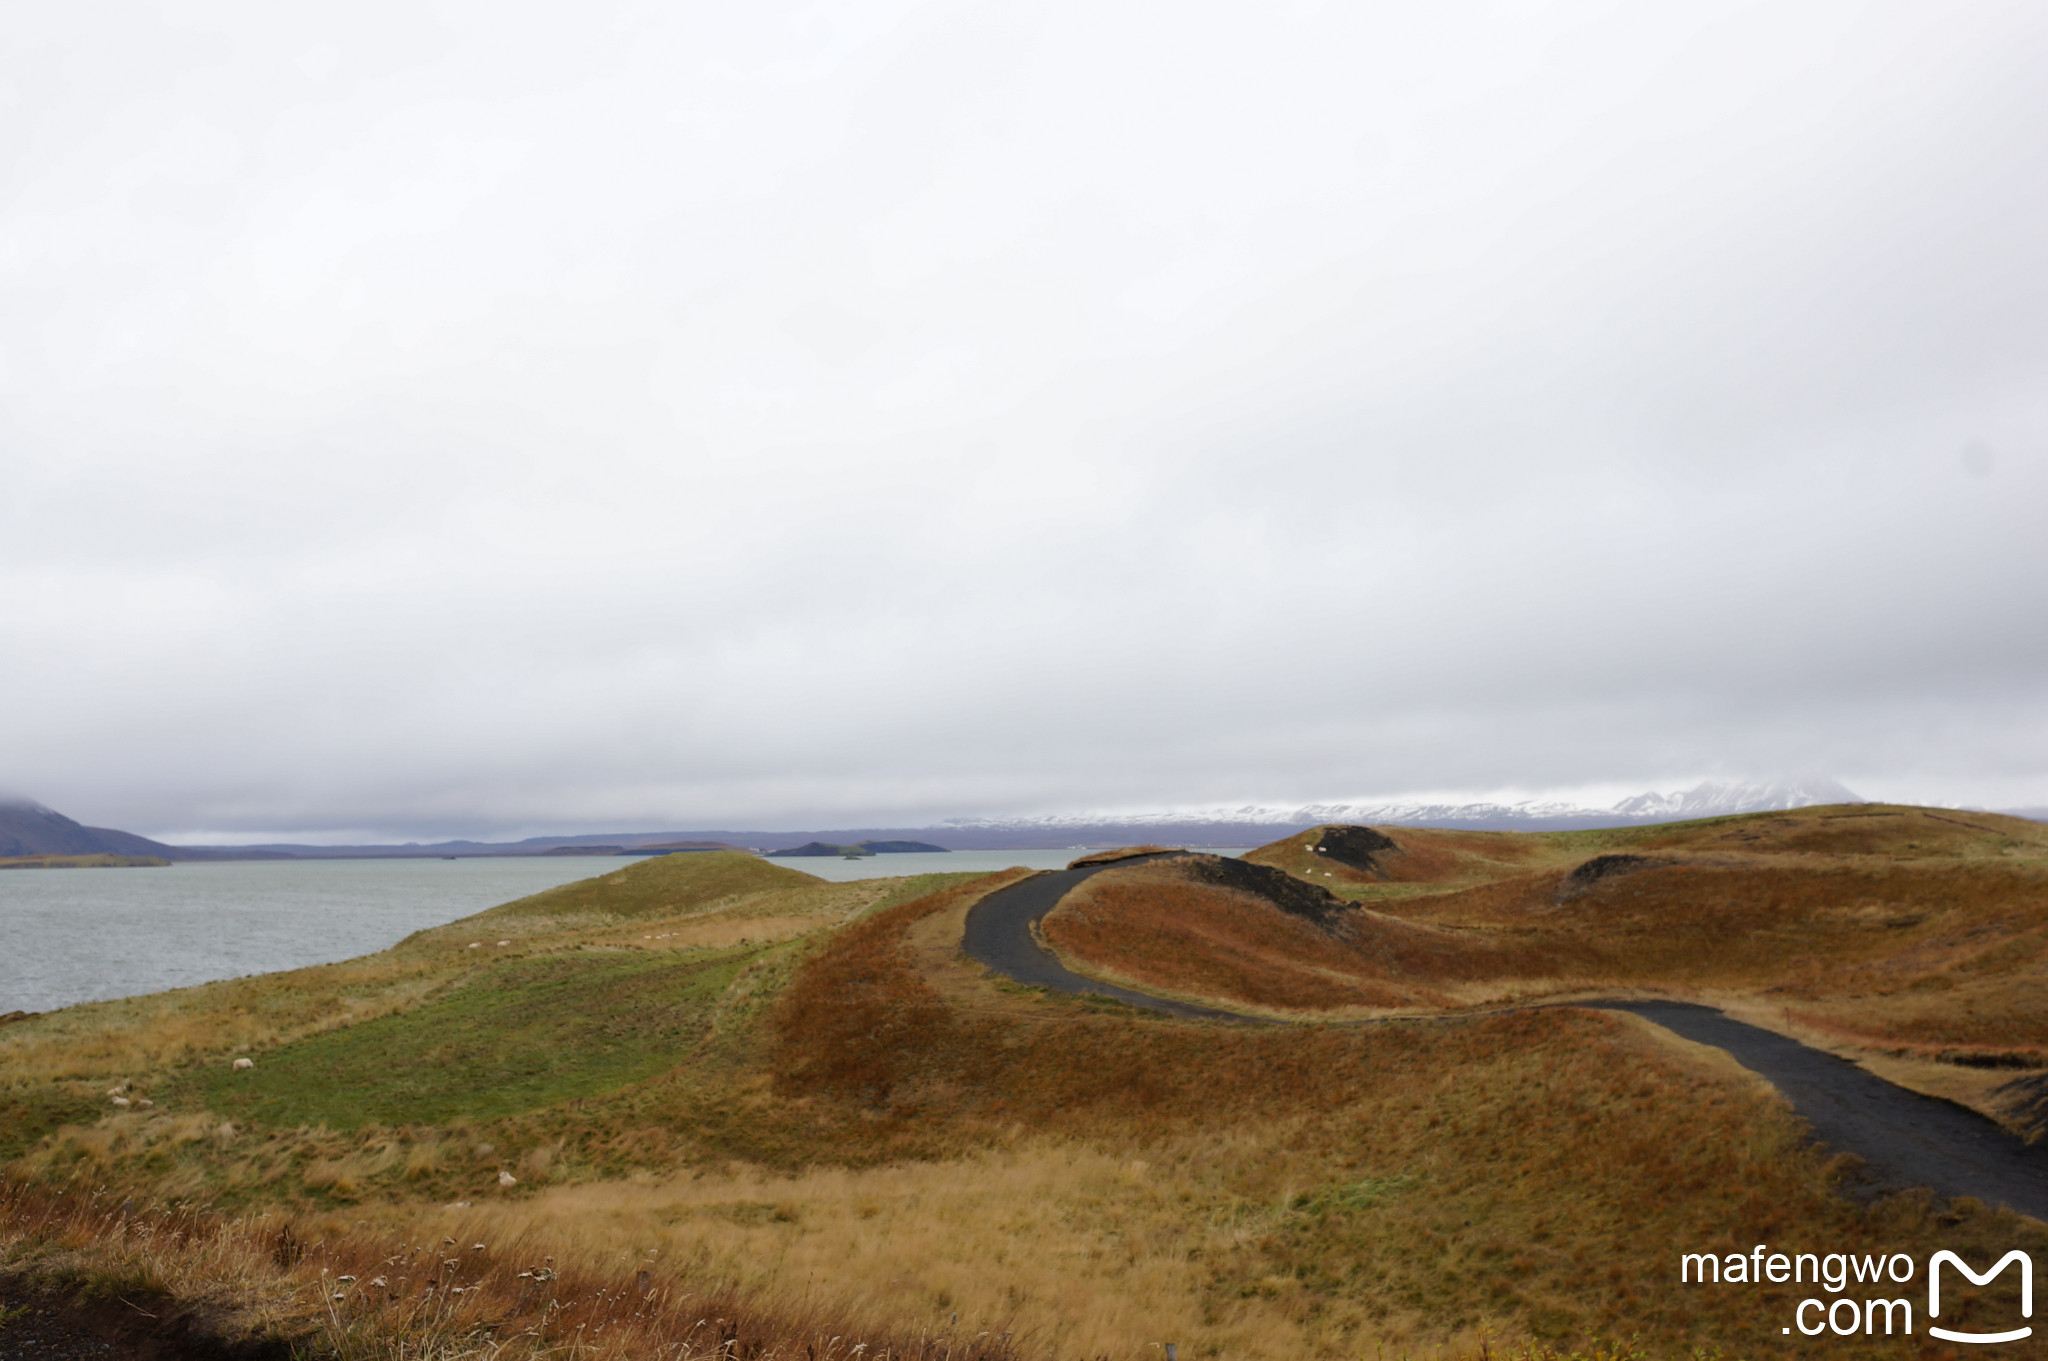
[961,856,1249,1020]
[1592,1001,2048,1222]
[963,867,2048,1221]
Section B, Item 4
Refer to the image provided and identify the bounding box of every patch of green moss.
[185,951,748,1129]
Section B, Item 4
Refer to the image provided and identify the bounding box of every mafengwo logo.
[1681,1245,2032,1342]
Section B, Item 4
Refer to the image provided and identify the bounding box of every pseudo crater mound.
[1041,852,1498,1011]
[1044,808,2048,1042]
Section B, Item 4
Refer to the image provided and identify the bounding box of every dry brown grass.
[733,870,2048,1357]
[1401,857,2048,1049]
[1242,826,1543,890]
[1618,806,2048,859]
[0,1178,1031,1360]
[349,1141,1301,1359]
[18,821,2048,1359]
[1104,809,2048,1052]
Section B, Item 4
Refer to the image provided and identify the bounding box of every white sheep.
[110,1095,131,1108]
[232,1057,254,1071]
[498,1170,518,1188]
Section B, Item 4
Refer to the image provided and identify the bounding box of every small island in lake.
[766,839,948,857]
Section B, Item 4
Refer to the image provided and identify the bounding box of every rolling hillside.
[5,817,2047,1360]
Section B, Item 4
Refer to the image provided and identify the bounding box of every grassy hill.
[4,825,2046,1360]
[1051,805,2048,1124]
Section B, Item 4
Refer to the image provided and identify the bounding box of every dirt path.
[963,870,2048,1220]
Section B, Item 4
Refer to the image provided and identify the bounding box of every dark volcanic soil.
[0,1284,292,1361]
[1555,853,1664,903]
[1171,855,1356,932]
[1312,825,1399,875]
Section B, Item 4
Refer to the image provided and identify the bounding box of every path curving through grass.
[960,856,1253,1021]
[964,865,2048,1223]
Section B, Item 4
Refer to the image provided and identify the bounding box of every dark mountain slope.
[0,800,214,860]
[0,802,110,857]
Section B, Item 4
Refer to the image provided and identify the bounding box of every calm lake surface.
[0,856,631,1015]
[0,849,1249,1014]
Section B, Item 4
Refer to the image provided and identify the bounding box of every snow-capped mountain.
[1302,775,1865,828]
[1607,777,1864,821]
[939,777,1866,841]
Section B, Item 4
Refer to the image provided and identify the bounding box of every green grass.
[866,871,996,915]
[185,950,750,1129]
[1289,1172,1419,1218]
[0,1088,103,1160]
[473,850,821,921]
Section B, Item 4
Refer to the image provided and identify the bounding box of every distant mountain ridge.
[11,778,2036,860]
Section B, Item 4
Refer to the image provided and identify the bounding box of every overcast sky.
[5,1,2046,841]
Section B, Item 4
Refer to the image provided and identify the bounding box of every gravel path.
[1593,1000,2048,1219]
[960,859,1251,1021]
[962,867,2048,1220]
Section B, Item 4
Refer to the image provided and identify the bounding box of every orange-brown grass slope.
[1247,806,2048,890]
[1226,808,2048,1038]
[1613,805,2048,859]
[755,874,2048,1358]
[1039,856,1532,1011]
[1244,824,1544,890]
[1400,854,2048,1050]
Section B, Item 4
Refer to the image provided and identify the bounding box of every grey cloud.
[4,1,2047,839]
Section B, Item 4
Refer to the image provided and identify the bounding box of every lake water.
[0,856,631,1015]
[0,849,1250,1014]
